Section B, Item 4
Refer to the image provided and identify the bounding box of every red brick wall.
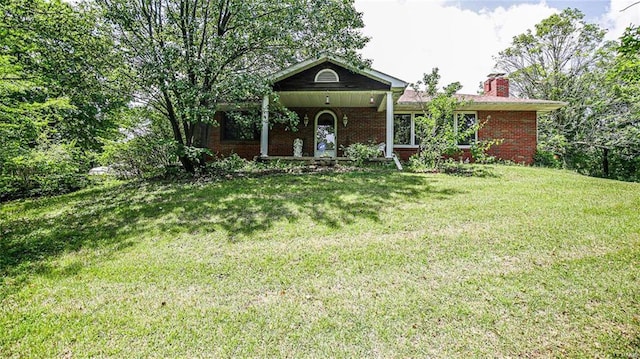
[478,110,537,164]
[394,148,417,161]
[208,107,386,158]
[207,112,261,159]
[207,108,537,164]
[393,110,537,164]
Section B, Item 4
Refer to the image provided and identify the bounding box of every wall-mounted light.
[325,94,330,105]
[303,114,309,127]
[369,94,375,105]
[342,114,348,127]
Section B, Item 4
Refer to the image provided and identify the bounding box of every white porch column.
[260,95,269,157]
[385,91,394,158]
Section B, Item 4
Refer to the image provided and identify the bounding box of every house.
[203,55,565,164]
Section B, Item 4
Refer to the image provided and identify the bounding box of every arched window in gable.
[314,69,339,83]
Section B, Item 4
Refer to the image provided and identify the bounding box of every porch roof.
[270,55,407,110]
[270,54,409,90]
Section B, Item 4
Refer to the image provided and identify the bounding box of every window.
[394,114,412,145]
[455,112,477,147]
[393,113,422,147]
[392,112,478,148]
[315,69,339,83]
[221,111,260,141]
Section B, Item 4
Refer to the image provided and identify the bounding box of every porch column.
[260,95,269,157]
[385,91,393,158]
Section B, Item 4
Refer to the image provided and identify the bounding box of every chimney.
[483,73,509,97]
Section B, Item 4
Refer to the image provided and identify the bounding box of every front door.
[315,111,337,157]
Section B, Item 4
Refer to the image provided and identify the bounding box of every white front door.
[315,111,337,157]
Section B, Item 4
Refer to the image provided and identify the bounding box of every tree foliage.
[495,8,611,139]
[100,108,178,179]
[495,8,639,181]
[1,0,127,200]
[1,0,128,150]
[619,25,640,56]
[409,68,480,169]
[95,0,369,173]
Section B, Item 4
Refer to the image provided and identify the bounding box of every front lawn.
[1,166,639,357]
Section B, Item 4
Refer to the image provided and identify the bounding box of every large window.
[393,112,478,148]
[393,113,423,147]
[221,111,260,141]
[393,114,412,145]
[455,112,477,147]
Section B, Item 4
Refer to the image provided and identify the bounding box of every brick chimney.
[483,73,509,97]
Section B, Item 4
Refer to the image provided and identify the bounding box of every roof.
[270,54,409,90]
[397,89,567,113]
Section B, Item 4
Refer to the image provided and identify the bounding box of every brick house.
[204,55,565,164]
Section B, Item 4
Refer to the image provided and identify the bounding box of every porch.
[257,55,408,161]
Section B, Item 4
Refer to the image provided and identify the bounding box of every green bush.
[202,153,252,175]
[471,139,503,164]
[100,132,178,179]
[1,143,89,201]
[534,148,563,168]
[341,142,381,166]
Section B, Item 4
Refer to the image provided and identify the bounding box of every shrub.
[100,131,178,179]
[470,138,503,164]
[1,143,89,201]
[202,153,252,175]
[341,142,381,166]
[534,148,563,168]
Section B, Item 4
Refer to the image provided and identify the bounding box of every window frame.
[392,112,423,148]
[220,110,261,142]
[454,111,478,148]
[314,69,340,83]
[392,111,479,149]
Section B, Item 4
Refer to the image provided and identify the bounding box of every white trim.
[385,92,394,158]
[260,95,269,157]
[270,54,408,89]
[314,110,338,158]
[396,100,566,113]
[314,69,339,83]
[392,112,424,146]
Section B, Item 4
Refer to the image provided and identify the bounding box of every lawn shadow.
[153,170,464,237]
[0,170,462,298]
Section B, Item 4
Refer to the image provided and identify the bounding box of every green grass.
[1,165,639,358]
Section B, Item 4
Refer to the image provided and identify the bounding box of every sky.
[353,0,640,93]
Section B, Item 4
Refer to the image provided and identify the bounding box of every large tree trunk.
[178,154,196,174]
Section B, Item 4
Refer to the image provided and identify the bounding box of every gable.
[273,61,390,92]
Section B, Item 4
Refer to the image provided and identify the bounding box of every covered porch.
[258,55,408,160]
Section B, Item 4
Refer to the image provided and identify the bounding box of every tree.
[1,0,127,199]
[495,9,610,140]
[94,0,369,173]
[599,25,640,180]
[408,68,490,170]
[619,25,640,56]
[494,8,639,181]
[1,0,129,151]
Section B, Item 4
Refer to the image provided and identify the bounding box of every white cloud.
[601,0,640,41]
[354,0,559,93]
